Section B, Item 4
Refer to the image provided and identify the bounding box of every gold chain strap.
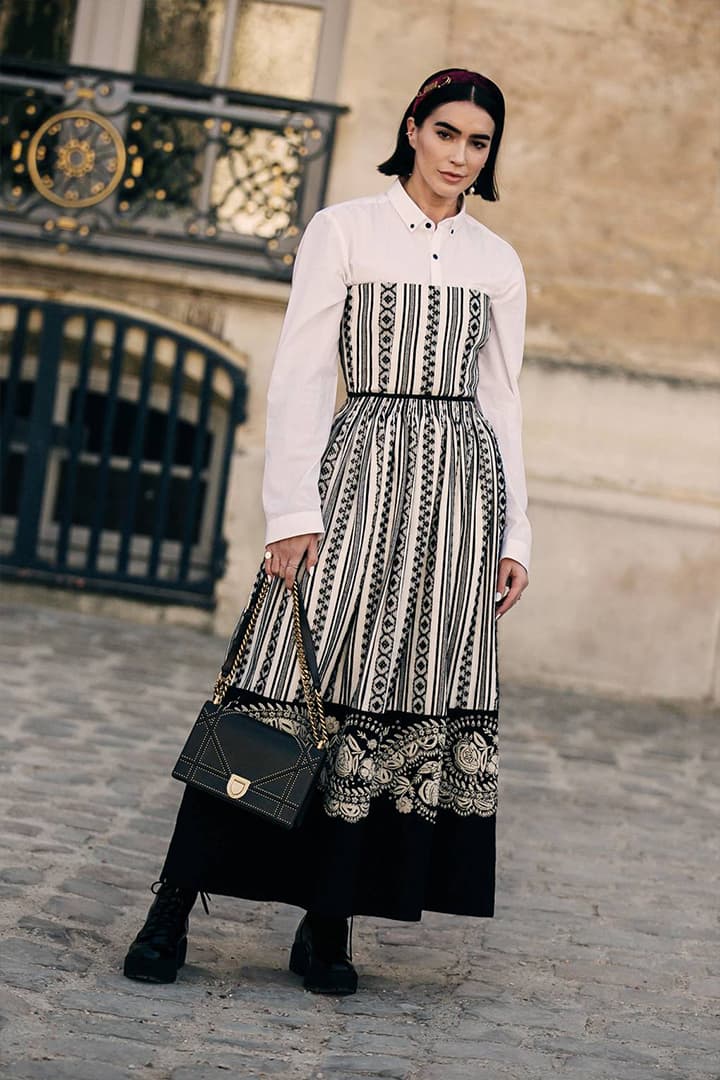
[212,574,270,705]
[289,580,329,748]
[212,576,328,749]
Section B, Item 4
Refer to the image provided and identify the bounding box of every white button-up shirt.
[263,177,532,572]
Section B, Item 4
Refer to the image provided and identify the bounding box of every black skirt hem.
[155,870,496,923]
[159,781,496,923]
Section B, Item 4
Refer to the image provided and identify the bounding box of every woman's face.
[407,100,495,198]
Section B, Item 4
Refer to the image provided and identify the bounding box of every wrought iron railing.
[0,57,347,278]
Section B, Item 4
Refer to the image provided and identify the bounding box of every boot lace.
[140,880,211,946]
[150,879,211,914]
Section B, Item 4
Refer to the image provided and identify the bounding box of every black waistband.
[347,391,474,402]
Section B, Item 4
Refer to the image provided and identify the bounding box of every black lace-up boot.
[123,880,209,983]
[289,910,358,995]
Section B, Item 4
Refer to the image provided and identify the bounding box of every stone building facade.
[1,0,718,703]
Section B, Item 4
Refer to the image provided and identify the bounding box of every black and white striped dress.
[162,180,530,921]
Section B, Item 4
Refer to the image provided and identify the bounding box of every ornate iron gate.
[0,292,247,606]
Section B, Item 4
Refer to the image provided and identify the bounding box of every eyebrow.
[434,120,492,140]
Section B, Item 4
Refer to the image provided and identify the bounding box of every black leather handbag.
[171,564,330,829]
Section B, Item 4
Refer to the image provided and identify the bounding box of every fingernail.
[495,592,502,602]
[308,565,315,577]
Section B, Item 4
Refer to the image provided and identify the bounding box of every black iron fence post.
[13,303,62,562]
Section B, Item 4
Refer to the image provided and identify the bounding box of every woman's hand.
[264,533,321,590]
[495,557,529,618]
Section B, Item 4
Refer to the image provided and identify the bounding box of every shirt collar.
[386,176,467,233]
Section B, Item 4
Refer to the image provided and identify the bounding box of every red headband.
[410,70,485,116]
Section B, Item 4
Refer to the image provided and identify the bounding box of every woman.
[123,67,531,995]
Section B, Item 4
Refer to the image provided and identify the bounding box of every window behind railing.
[0,0,77,64]
[136,0,346,101]
[0,1,348,277]
[0,0,348,99]
[0,58,347,276]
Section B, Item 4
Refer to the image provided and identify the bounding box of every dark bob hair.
[377,67,505,200]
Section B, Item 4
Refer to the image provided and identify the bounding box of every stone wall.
[3,0,719,702]
[327,0,720,702]
[332,0,720,382]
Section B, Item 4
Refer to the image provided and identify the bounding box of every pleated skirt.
[161,386,506,921]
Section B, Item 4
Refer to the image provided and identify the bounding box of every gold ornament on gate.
[56,138,95,178]
[28,109,126,209]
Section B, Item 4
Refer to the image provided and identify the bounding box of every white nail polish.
[495,592,502,602]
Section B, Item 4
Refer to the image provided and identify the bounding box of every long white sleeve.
[475,253,532,572]
[262,209,348,546]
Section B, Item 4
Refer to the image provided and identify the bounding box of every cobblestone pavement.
[0,600,718,1080]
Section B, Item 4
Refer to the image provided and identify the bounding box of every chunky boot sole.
[289,939,358,995]
[123,934,187,984]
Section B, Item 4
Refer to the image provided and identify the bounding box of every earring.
[469,167,484,195]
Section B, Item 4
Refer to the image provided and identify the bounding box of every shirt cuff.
[265,511,326,546]
[499,536,530,573]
